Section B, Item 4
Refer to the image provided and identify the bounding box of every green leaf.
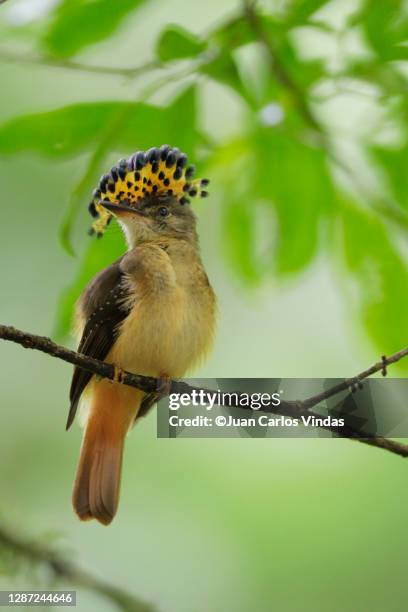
[53,226,126,339]
[201,51,255,108]
[0,87,200,159]
[156,25,206,62]
[275,38,324,89]
[254,127,334,274]
[355,0,408,61]
[59,104,135,255]
[210,15,257,50]
[114,85,200,153]
[0,103,131,158]
[341,203,408,362]
[372,143,408,211]
[212,127,335,282]
[284,0,330,25]
[43,0,146,58]
[222,198,261,284]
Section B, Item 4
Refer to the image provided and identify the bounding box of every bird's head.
[88,145,209,248]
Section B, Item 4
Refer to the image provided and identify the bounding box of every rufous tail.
[72,381,142,525]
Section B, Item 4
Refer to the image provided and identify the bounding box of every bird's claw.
[112,365,125,384]
[157,373,172,397]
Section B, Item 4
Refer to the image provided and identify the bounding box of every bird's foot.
[157,373,172,397]
[112,365,126,384]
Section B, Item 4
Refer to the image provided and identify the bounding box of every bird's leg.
[112,365,126,384]
[157,372,172,398]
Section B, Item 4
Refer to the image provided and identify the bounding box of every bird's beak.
[99,200,146,217]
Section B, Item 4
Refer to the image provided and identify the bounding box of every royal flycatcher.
[67,145,216,525]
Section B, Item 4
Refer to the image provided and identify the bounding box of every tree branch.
[0,523,156,611]
[302,348,408,408]
[1,324,408,457]
[243,0,323,137]
[0,324,159,394]
[242,0,408,232]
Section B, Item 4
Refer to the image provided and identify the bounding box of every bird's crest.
[88,145,209,236]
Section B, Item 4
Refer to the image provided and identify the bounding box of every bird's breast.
[110,279,216,378]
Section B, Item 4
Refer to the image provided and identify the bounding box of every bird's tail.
[72,380,142,525]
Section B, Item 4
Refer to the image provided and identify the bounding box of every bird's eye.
[158,206,169,217]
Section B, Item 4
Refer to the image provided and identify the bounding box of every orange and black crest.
[88,145,209,236]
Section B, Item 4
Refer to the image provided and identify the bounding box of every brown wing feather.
[135,392,159,423]
[66,257,132,430]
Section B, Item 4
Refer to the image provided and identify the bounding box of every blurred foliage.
[43,0,148,58]
[0,0,407,360]
[0,88,199,157]
[341,202,408,352]
[0,523,155,611]
[372,143,408,210]
[0,2,408,609]
[354,0,408,61]
[0,522,60,582]
[156,25,206,62]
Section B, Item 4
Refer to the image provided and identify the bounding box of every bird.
[67,145,216,525]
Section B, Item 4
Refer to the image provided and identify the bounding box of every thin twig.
[1,324,408,457]
[243,0,323,137]
[0,50,159,78]
[303,348,408,408]
[0,524,156,611]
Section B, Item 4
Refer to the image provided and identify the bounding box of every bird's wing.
[67,257,132,430]
[134,392,159,423]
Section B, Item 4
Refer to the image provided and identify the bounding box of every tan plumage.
[69,147,216,525]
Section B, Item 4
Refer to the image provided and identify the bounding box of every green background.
[0,0,408,610]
